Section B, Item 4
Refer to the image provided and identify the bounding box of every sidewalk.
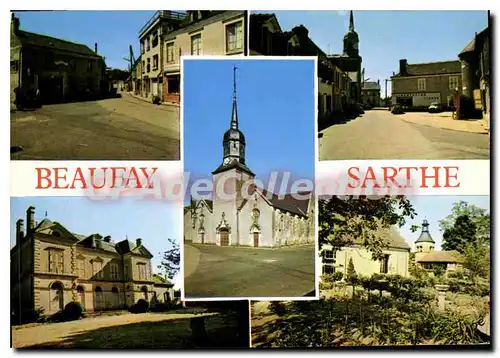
[125,91,180,108]
[399,111,488,134]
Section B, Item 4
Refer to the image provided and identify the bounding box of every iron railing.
[139,10,187,36]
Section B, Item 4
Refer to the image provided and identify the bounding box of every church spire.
[349,10,355,32]
[230,65,238,130]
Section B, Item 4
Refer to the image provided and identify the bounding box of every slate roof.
[152,274,174,286]
[344,226,410,250]
[417,250,462,263]
[459,27,489,56]
[362,81,380,90]
[260,189,311,217]
[16,30,102,58]
[212,159,255,177]
[393,60,461,77]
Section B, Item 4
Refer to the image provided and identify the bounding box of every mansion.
[11,206,173,321]
[184,68,315,248]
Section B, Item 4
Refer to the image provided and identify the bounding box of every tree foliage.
[319,196,417,260]
[157,238,180,281]
[442,214,478,252]
[439,201,490,244]
[461,242,490,282]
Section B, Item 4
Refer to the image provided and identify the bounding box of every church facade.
[184,67,315,248]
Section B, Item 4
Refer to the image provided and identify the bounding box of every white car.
[428,102,442,113]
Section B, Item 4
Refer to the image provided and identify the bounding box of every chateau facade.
[11,206,173,321]
[184,68,315,248]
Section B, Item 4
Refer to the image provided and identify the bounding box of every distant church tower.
[212,66,255,246]
[414,219,436,264]
[343,10,360,58]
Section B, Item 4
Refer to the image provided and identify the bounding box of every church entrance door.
[253,232,259,247]
[220,231,229,246]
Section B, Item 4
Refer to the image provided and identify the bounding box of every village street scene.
[250,11,490,160]
[251,196,490,347]
[182,59,316,298]
[10,10,247,160]
[10,197,249,348]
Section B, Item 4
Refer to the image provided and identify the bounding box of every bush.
[321,271,343,283]
[51,302,83,322]
[130,299,149,314]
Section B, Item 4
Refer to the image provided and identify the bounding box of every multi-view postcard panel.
[182,58,317,299]
[9,9,491,350]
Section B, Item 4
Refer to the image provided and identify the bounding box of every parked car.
[428,102,442,113]
[391,104,404,115]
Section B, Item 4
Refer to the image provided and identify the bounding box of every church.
[184,67,315,248]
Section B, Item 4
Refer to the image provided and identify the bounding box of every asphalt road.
[10,93,180,160]
[319,110,490,160]
[184,243,316,299]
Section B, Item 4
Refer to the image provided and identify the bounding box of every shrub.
[51,302,83,322]
[130,299,149,314]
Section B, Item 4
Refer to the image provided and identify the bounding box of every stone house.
[458,26,490,126]
[162,10,247,104]
[138,10,187,100]
[183,67,315,248]
[391,59,462,109]
[361,80,381,107]
[10,13,106,106]
[11,206,174,322]
[320,227,411,278]
[413,219,462,273]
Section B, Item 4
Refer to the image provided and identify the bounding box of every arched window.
[141,286,148,301]
[111,287,120,308]
[94,286,104,310]
[49,282,64,312]
[76,285,86,310]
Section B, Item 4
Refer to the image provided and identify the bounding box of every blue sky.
[261,10,489,96]
[10,197,182,283]
[183,58,315,203]
[13,10,157,69]
[399,195,490,250]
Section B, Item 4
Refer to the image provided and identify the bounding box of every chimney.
[399,59,408,76]
[26,206,35,232]
[136,238,142,247]
[16,219,24,247]
[94,42,98,53]
[95,236,103,249]
[377,79,380,86]
[11,13,20,35]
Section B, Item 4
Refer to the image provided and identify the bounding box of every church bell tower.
[211,65,255,246]
[343,10,360,58]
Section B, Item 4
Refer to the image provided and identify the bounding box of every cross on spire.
[231,65,239,130]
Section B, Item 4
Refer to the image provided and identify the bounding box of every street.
[319,110,490,160]
[10,93,180,160]
[184,243,316,299]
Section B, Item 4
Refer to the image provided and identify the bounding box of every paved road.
[184,243,316,299]
[11,311,215,348]
[10,93,180,160]
[319,110,490,160]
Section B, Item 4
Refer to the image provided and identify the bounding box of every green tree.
[319,196,417,260]
[461,243,490,282]
[346,257,357,281]
[439,201,490,244]
[157,238,180,281]
[442,214,478,252]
